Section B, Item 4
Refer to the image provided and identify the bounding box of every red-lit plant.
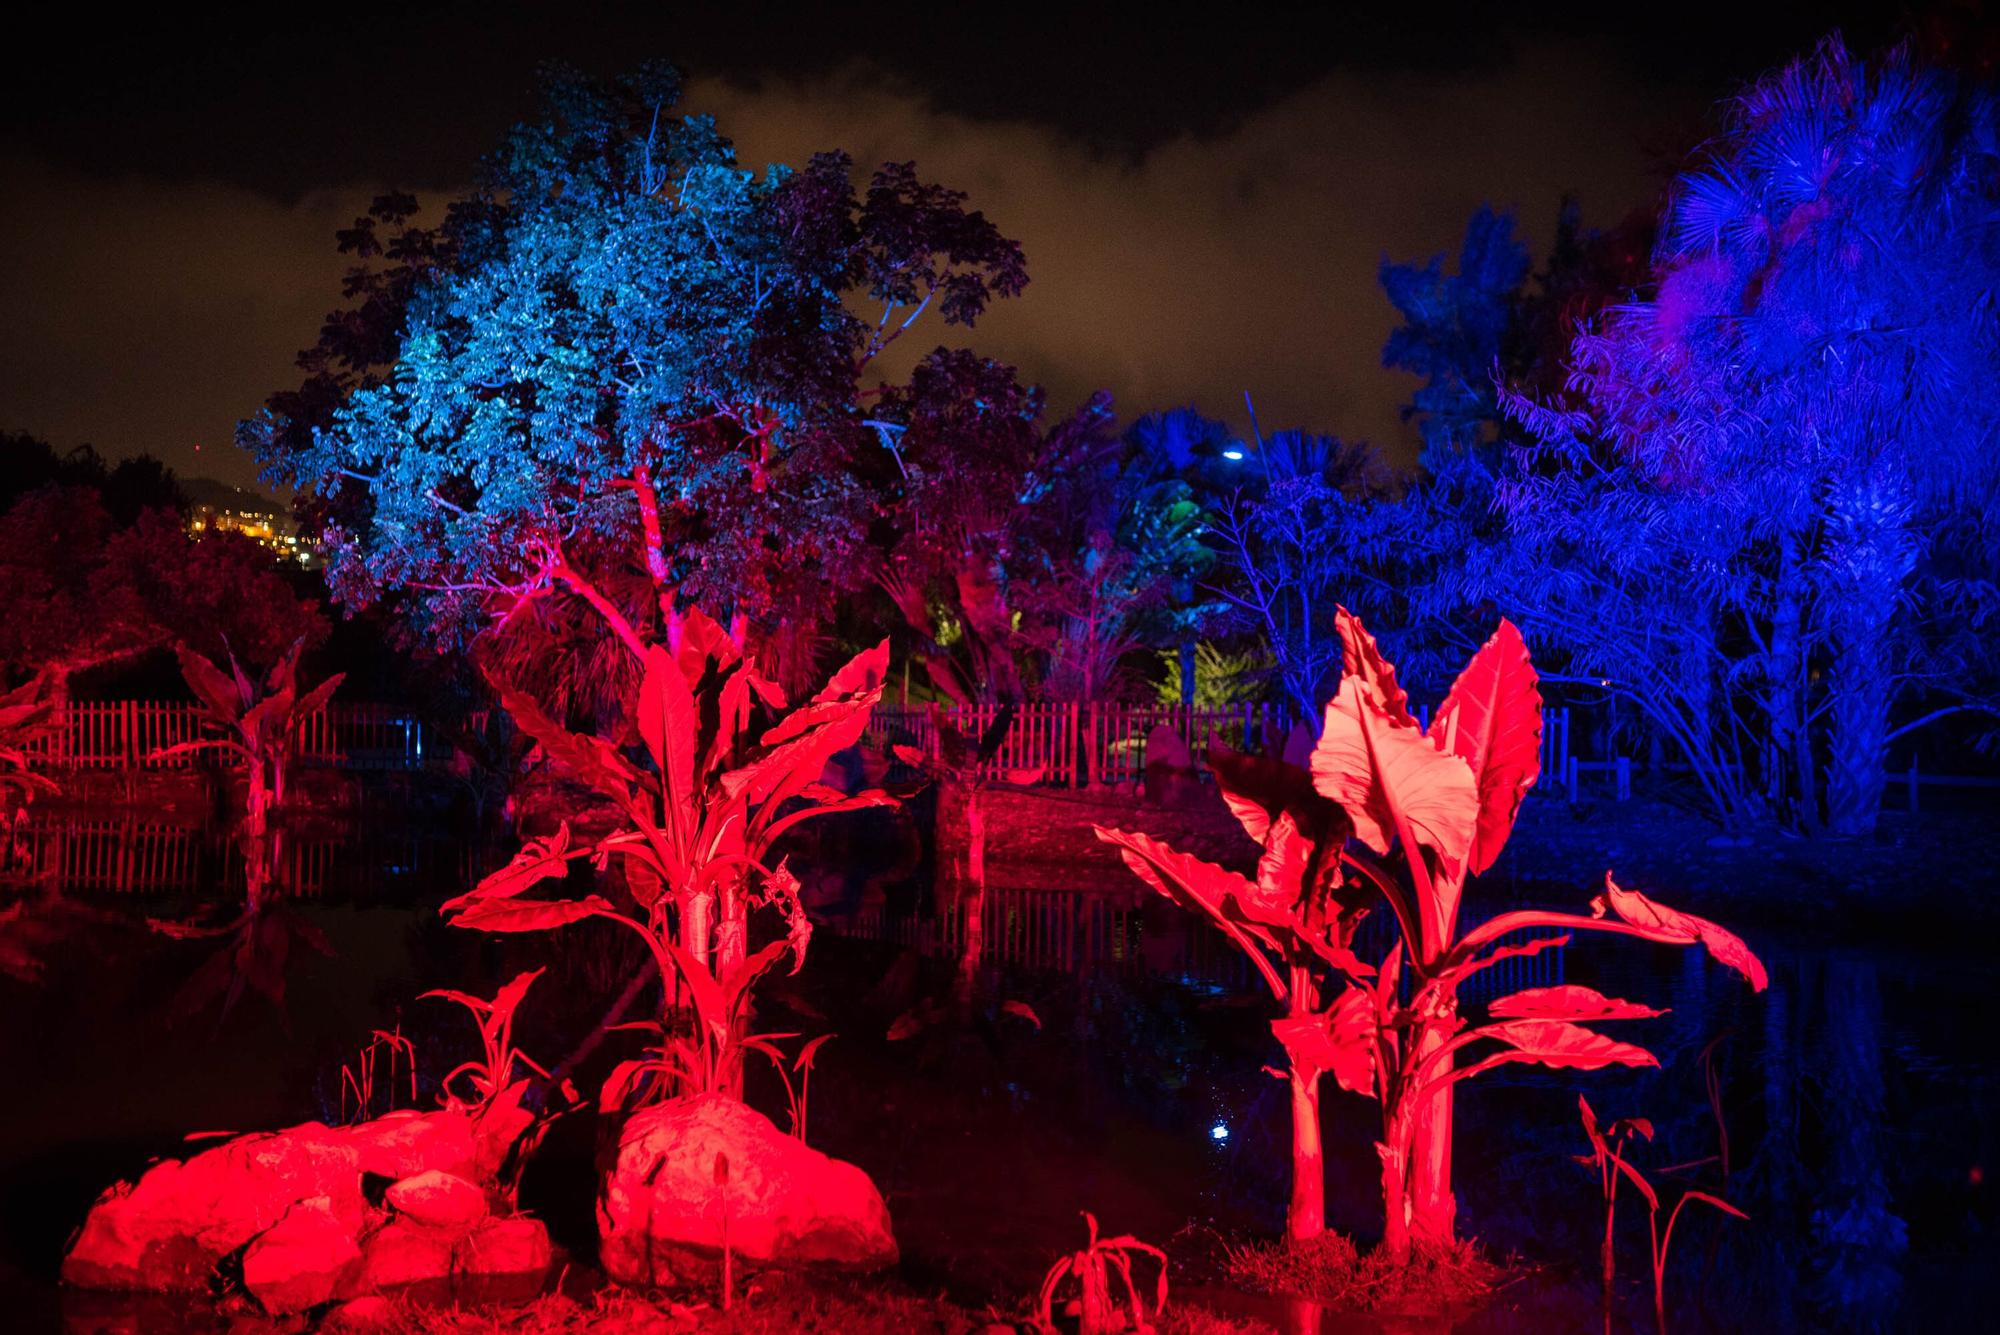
[890,704,1042,1007]
[0,672,62,861]
[421,967,554,1112]
[340,1026,419,1124]
[1577,1095,1746,1334]
[1100,610,1766,1263]
[441,614,890,1098]
[154,638,343,832]
[1035,1211,1168,1335]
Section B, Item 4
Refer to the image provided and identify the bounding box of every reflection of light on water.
[1210,1121,1229,1142]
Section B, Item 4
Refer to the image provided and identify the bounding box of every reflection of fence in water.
[833,884,1565,1001]
[2,819,483,898]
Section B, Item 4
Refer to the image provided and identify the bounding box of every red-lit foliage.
[1035,1212,1168,1335]
[442,615,890,1101]
[153,638,343,832]
[1100,610,1766,1263]
[1577,1094,1747,1334]
[421,968,555,1112]
[0,671,61,862]
[339,1026,417,1125]
[890,705,1043,1013]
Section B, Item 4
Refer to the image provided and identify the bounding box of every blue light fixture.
[1221,448,1245,462]
[1210,1121,1229,1142]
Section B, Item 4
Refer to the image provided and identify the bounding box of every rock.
[351,1218,456,1299]
[385,1170,487,1233]
[451,1215,552,1303]
[343,1110,478,1183]
[241,1197,362,1316]
[63,1102,537,1296]
[322,1296,396,1332]
[598,1093,897,1286]
[63,1129,364,1292]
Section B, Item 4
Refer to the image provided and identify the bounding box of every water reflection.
[1,822,1990,1332]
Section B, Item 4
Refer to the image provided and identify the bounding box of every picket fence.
[863,700,1574,796]
[21,701,427,773]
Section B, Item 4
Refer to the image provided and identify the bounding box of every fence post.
[123,700,139,771]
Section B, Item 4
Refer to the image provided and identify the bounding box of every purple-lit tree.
[1498,39,2000,834]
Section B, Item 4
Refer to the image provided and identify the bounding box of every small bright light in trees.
[1222,448,1246,461]
[1210,1122,1229,1142]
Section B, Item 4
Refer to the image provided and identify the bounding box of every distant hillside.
[181,476,282,515]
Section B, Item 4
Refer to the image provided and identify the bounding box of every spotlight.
[1222,448,1245,461]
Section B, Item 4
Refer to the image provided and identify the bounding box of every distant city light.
[1210,1121,1229,1141]
[1222,448,1246,461]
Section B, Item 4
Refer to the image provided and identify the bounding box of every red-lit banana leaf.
[444,892,615,933]
[496,680,640,806]
[1273,985,1378,1096]
[1094,826,1288,1000]
[1487,984,1667,1022]
[1312,675,1477,881]
[1334,606,1418,728]
[1205,745,1343,845]
[637,645,699,838]
[1433,1018,1658,1096]
[1594,878,1768,991]
[1427,618,1541,878]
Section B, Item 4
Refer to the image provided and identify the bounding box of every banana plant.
[1100,610,1766,1262]
[0,672,61,865]
[155,638,343,833]
[440,612,891,1096]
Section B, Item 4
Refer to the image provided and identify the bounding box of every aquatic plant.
[1100,610,1766,1262]
[1577,1094,1747,1334]
[153,637,343,832]
[421,968,553,1112]
[339,1025,418,1124]
[442,618,890,1098]
[1035,1211,1168,1335]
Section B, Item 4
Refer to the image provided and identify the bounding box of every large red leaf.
[1483,1018,1659,1071]
[445,893,614,933]
[1428,619,1542,876]
[1249,811,1310,917]
[1311,677,1476,871]
[1487,984,1667,1022]
[1334,607,1417,729]
[1206,745,1343,845]
[637,645,698,825]
[292,673,345,730]
[174,641,245,723]
[1095,825,1287,998]
[1593,876,1769,992]
[443,823,576,911]
[1273,986,1377,1097]
[496,682,639,805]
[809,639,891,706]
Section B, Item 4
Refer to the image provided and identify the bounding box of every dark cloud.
[4,6,1892,489]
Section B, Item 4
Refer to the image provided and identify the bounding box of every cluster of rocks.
[62,1085,550,1317]
[63,1085,901,1320]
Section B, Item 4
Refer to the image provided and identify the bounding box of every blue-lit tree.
[245,63,1027,686]
[1500,39,2000,834]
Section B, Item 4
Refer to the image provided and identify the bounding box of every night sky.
[1,2,1916,492]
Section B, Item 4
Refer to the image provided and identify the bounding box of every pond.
[1,810,1993,1332]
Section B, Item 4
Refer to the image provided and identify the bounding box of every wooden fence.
[20,701,428,773]
[865,701,1574,796]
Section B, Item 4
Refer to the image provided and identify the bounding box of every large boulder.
[598,1094,897,1286]
[240,1196,362,1315]
[451,1215,554,1303]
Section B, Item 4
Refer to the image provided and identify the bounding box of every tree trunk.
[1287,1063,1326,1244]
[1408,1028,1457,1252]
[1379,1129,1410,1265]
[1824,638,1893,836]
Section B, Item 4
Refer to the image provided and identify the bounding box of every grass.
[1222,1231,1504,1316]
[336,1269,1281,1334]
